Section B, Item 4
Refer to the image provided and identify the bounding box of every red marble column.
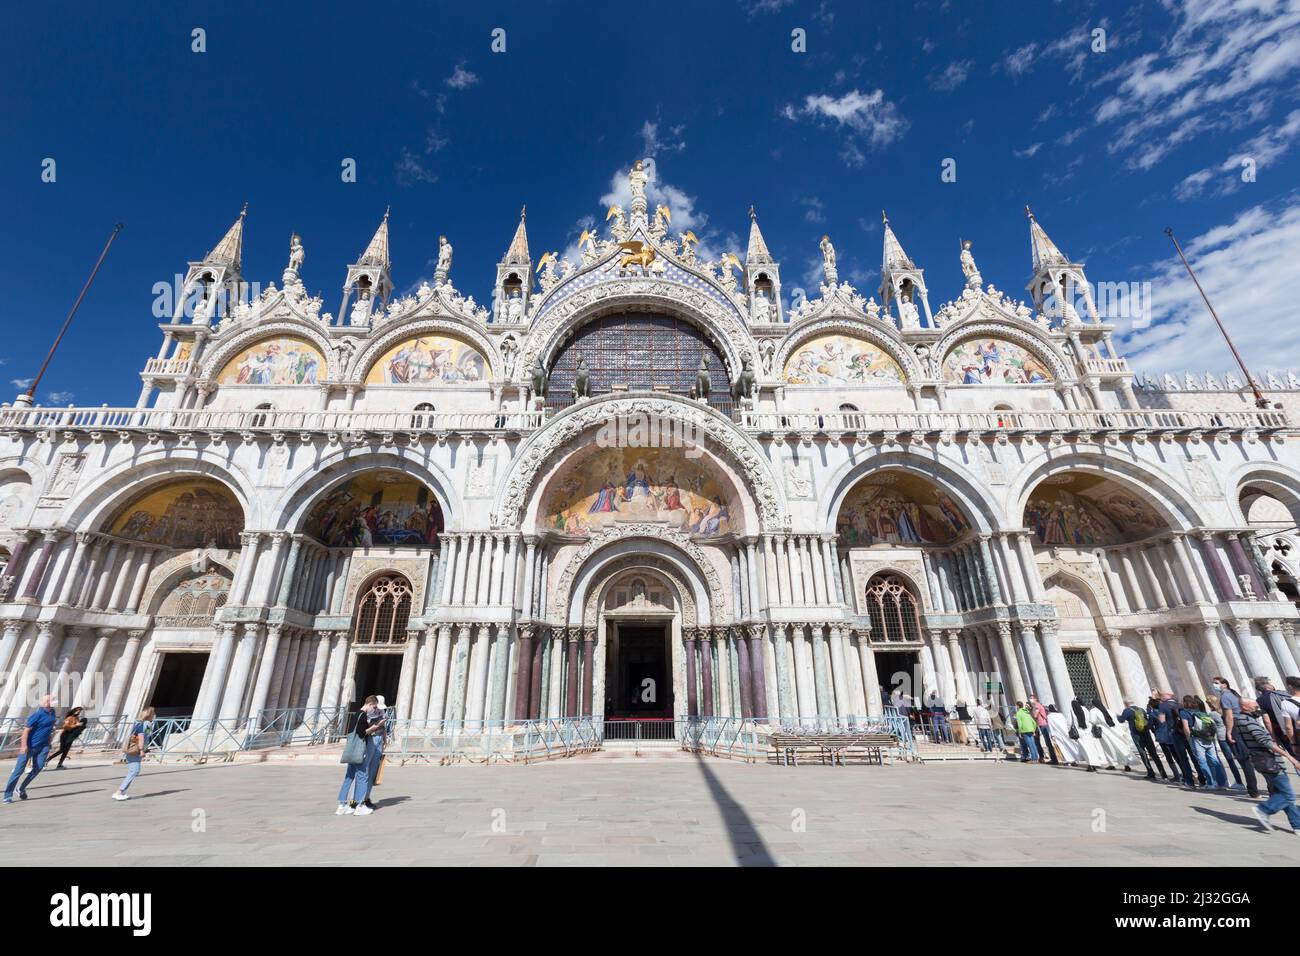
[18,532,59,601]
[514,626,535,721]
[749,625,769,720]
[735,627,753,718]
[699,629,714,718]
[684,632,699,718]
[528,627,545,720]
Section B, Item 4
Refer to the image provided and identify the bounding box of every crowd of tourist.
[892,675,1300,832]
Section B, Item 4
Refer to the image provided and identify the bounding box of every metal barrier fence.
[601,718,681,749]
[382,718,601,764]
[766,708,916,760]
[680,718,767,762]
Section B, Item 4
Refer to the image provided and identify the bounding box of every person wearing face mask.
[1211,676,1259,798]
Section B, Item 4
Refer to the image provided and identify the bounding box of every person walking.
[1047,704,1085,764]
[1013,701,1039,762]
[1155,691,1197,789]
[990,704,1011,752]
[973,698,996,753]
[1237,699,1300,832]
[1212,677,1259,798]
[1255,676,1297,757]
[1088,699,1137,771]
[1071,699,1105,772]
[111,707,155,801]
[1205,694,1245,789]
[52,706,88,769]
[1119,698,1167,780]
[1182,695,1228,790]
[3,694,57,803]
[336,695,385,816]
[1029,694,1058,765]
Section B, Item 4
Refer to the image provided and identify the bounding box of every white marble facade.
[1,175,1298,731]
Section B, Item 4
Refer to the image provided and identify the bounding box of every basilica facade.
[2,166,1298,735]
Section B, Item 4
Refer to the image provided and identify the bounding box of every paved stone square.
[3,754,1299,867]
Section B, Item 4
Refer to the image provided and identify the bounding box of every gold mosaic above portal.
[364,335,490,385]
[783,334,904,385]
[108,479,243,550]
[217,336,325,385]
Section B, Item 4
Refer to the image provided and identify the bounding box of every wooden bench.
[768,733,896,766]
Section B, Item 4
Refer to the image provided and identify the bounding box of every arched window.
[353,574,413,645]
[839,403,859,412]
[864,574,921,642]
[411,402,436,429]
[250,403,273,427]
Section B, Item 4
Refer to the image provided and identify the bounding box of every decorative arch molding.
[495,393,788,531]
[819,449,1003,536]
[553,528,726,626]
[140,549,239,619]
[854,562,930,614]
[198,319,339,385]
[0,456,48,493]
[347,316,502,385]
[582,557,696,630]
[269,448,462,536]
[1008,450,1210,534]
[1228,462,1300,526]
[1041,564,1114,616]
[58,453,258,537]
[774,316,919,383]
[514,278,754,386]
[933,320,1072,384]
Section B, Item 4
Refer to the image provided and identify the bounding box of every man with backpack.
[1182,695,1228,789]
[1238,698,1300,832]
[1254,676,1297,757]
[1212,676,1260,798]
[1156,691,1197,789]
[1119,698,1167,780]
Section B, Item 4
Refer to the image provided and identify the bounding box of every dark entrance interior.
[605,622,673,718]
[349,652,403,715]
[873,650,920,707]
[149,653,209,719]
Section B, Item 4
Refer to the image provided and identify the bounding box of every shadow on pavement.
[692,755,775,867]
[1191,805,1270,831]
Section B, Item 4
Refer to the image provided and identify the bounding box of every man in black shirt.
[1238,699,1300,831]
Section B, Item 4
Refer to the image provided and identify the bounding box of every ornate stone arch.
[140,549,239,619]
[774,316,919,383]
[1229,462,1300,526]
[820,450,1003,536]
[58,452,258,536]
[1040,564,1114,616]
[514,276,754,386]
[581,556,698,630]
[269,447,461,535]
[197,319,340,384]
[1009,451,1209,534]
[553,527,727,626]
[495,393,788,531]
[933,320,1072,384]
[348,316,502,385]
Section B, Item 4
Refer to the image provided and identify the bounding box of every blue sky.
[4,0,1299,406]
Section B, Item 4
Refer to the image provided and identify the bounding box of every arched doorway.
[601,571,677,721]
[347,573,413,713]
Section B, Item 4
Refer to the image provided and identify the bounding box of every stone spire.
[1026,205,1069,270]
[358,207,391,269]
[204,203,247,270]
[881,210,914,272]
[745,206,773,265]
[504,206,530,264]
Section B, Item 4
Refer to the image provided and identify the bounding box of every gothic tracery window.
[864,574,921,642]
[353,574,413,645]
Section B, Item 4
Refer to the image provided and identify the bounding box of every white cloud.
[1003,42,1040,76]
[929,59,973,92]
[1014,143,1043,158]
[395,147,438,186]
[1120,196,1300,376]
[46,391,74,404]
[782,88,908,160]
[10,378,32,390]
[639,120,686,156]
[445,64,479,90]
[801,196,826,224]
[1175,108,1300,199]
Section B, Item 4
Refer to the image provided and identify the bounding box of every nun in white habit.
[1071,699,1106,772]
[1046,704,1084,764]
[1087,698,1138,770]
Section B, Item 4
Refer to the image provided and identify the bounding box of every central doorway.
[149,652,209,719]
[349,652,403,715]
[604,621,673,719]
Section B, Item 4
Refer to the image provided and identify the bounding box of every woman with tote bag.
[336,696,384,816]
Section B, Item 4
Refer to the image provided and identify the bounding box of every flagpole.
[21,223,123,406]
[1164,226,1268,409]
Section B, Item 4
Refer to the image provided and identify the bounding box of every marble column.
[699,629,715,718]
[1166,625,1203,698]
[997,622,1027,702]
[747,625,768,720]
[1197,533,1237,602]
[828,624,851,725]
[734,627,752,718]
[194,623,239,720]
[56,533,92,605]
[100,629,143,718]
[528,626,545,720]
[1262,619,1299,678]
[684,630,699,718]
[810,623,833,722]
[565,629,581,718]
[1226,535,1267,603]
[1038,620,1075,710]
[581,628,595,718]
[773,624,794,722]
[931,630,955,702]
[18,532,60,602]
[0,534,33,601]
[1136,626,1171,693]
[303,632,332,714]
[1198,623,1236,690]
[428,625,453,724]
[947,630,974,703]
[791,624,816,726]
[514,625,535,720]
[446,624,472,722]
[219,624,260,722]
[72,627,115,710]
[1229,619,1278,686]
[1103,631,1140,702]
[410,627,436,721]
[856,630,882,715]
[395,635,419,719]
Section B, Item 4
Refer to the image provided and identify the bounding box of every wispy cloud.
[1014,142,1043,159]
[639,120,687,156]
[1175,108,1300,200]
[10,378,32,390]
[395,147,439,186]
[928,59,973,92]
[46,391,74,404]
[445,63,479,90]
[781,88,908,165]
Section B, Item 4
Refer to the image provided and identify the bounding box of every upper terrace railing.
[0,402,1288,440]
[737,406,1289,436]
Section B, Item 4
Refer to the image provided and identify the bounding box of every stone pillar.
[699,629,714,718]
[791,624,816,726]
[1166,625,1203,698]
[72,627,114,710]
[48,626,84,704]
[997,622,1027,702]
[275,537,302,606]
[857,630,882,715]
[1197,533,1236,602]
[947,630,974,703]
[411,627,436,721]
[748,625,769,720]
[245,624,284,723]
[773,624,794,722]
[1038,619,1075,710]
[428,625,453,724]
[930,630,955,702]
[528,626,545,720]
[56,533,92,605]
[0,534,33,601]
[303,632,332,714]
[1119,549,1147,610]
[810,623,834,723]
[395,634,419,719]
[581,628,595,717]
[232,532,263,606]
[18,531,60,602]
[514,625,535,721]
[978,536,1003,603]
[1263,619,1299,678]
[684,629,699,718]
[1103,631,1140,702]
[1136,626,1171,694]
[1016,533,1043,601]
[734,627,752,718]
[0,621,24,696]
[469,624,493,723]
[1136,547,1169,609]
[1227,535,1267,603]
[99,630,143,718]
[828,624,851,725]
[565,628,581,717]
[194,623,239,720]
[219,623,260,722]
[446,624,472,722]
